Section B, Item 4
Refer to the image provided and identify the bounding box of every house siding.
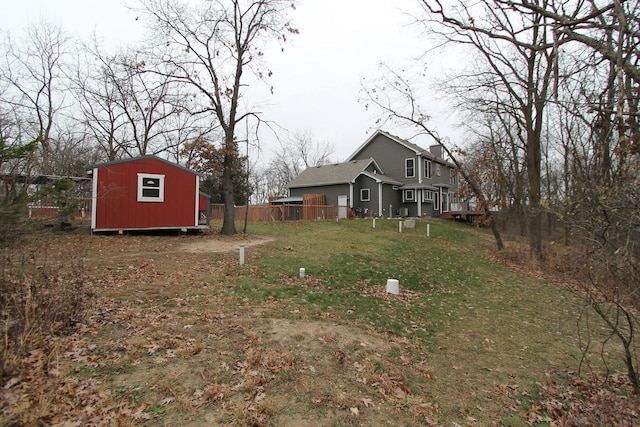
[290,184,350,207]
[351,133,420,184]
[353,175,378,217]
[381,184,401,218]
[287,131,467,220]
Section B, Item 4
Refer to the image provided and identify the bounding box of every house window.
[423,189,434,201]
[425,159,432,179]
[360,188,370,201]
[450,168,457,185]
[433,191,440,211]
[405,158,415,178]
[137,173,165,202]
[403,189,415,202]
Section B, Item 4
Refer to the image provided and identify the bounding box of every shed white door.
[338,195,349,219]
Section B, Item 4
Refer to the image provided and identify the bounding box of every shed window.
[360,188,370,201]
[405,158,415,178]
[138,173,165,202]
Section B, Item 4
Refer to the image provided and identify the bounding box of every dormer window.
[405,158,415,178]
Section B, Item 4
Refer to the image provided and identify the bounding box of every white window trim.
[403,189,415,203]
[433,191,440,211]
[405,158,415,178]
[425,159,432,179]
[360,188,370,201]
[137,173,165,202]
[423,189,434,201]
[442,191,450,212]
[450,168,457,185]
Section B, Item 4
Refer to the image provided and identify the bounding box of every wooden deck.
[445,210,490,227]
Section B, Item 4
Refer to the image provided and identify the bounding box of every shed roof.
[87,155,203,177]
[271,196,303,204]
[287,158,382,188]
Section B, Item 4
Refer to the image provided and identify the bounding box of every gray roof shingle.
[287,159,376,188]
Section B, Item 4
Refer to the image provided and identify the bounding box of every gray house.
[286,130,466,218]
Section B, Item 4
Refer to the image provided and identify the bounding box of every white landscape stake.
[239,244,245,265]
[427,223,430,237]
[299,268,306,279]
[399,220,403,233]
[386,279,400,295]
[373,218,376,229]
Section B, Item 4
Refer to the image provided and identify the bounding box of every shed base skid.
[91,225,209,235]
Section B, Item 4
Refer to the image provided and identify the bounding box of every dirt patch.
[180,235,275,253]
[102,316,430,426]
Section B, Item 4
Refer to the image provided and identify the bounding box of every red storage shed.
[88,156,210,233]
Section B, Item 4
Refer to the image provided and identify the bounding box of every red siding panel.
[94,158,198,230]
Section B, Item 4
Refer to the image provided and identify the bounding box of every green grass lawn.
[220,218,620,424]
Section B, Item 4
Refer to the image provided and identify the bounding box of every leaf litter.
[1,231,638,426]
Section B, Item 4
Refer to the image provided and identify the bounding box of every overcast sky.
[1,0,462,163]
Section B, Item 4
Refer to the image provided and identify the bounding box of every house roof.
[287,158,382,189]
[271,196,303,204]
[358,171,404,186]
[86,155,204,177]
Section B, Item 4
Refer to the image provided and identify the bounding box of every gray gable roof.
[358,171,404,186]
[288,158,381,189]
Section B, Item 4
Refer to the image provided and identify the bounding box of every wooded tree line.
[0,0,313,236]
[363,0,639,391]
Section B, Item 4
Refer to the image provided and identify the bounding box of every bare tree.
[72,39,213,162]
[71,40,129,161]
[136,0,298,235]
[415,0,563,259]
[362,65,505,251]
[507,0,640,85]
[258,131,335,201]
[548,10,640,391]
[1,22,70,174]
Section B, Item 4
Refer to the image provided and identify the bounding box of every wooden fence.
[27,198,92,220]
[211,203,339,222]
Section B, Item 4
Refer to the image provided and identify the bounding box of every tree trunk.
[221,135,237,236]
[526,130,543,259]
